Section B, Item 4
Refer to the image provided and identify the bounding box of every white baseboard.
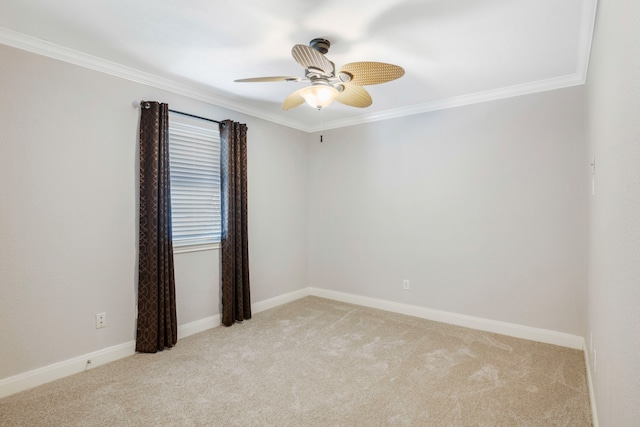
[179,288,310,338]
[583,344,599,427]
[0,341,135,399]
[0,286,588,400]
[178,314,221,339]
[251,288,310,314]
[308,287,585,350]
[0,289,310,399]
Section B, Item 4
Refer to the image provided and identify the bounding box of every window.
[168,115,221,250]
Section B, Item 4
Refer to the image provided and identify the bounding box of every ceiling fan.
[234,38,405,111]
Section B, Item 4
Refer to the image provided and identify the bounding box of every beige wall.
[309,86,587,336]
[586,0,640,424]
[1,34,596,400]
[0,44,310,379]
[4,5,640,422]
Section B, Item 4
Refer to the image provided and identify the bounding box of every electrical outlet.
[403,280,410,290]
[96,312,106,329]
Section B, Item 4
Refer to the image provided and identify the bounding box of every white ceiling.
[0,0,597,132]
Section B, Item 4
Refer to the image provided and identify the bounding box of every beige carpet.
[0,297,592,426]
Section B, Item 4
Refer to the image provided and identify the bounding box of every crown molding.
[316,73,585,132]
[1,10,595,134]
[576,0,599,82]
[0,27,309,132]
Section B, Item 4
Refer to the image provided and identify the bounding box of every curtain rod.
[168,109,223,125]
[138,101,223,125]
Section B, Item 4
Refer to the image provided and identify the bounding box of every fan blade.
[292,44,334,75]
[335,83,372,108]
[235,76,303,82]
[339,62,405,86]
[282,88,306,111]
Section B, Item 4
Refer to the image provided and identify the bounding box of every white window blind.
[168,120,221,247]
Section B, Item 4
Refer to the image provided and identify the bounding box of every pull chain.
[319,107,324,143]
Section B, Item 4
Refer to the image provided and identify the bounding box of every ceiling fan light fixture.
[300,84,339,109]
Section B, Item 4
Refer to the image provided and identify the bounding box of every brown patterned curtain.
[136,101,178,352]
[220,120,251,326]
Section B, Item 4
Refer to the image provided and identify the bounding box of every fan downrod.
[309,38,330,54]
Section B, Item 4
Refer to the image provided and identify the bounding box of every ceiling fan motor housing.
[310,38,330,54]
